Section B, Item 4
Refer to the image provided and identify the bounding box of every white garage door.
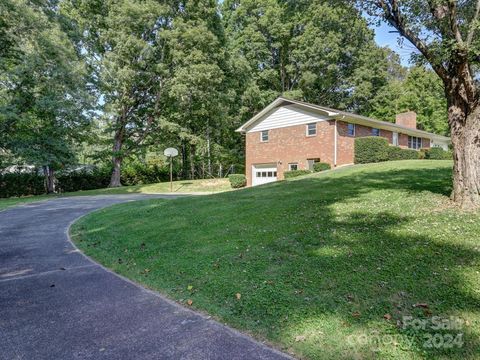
[252,164,278,186]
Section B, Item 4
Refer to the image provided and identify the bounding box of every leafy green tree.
[223,0,395,119]
[369,66,448,136]
[163,0,231,178]
[358,1,480,209]
[0,0,93,192]
[62,0,172,187]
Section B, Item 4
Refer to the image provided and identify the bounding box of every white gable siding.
[248,105,330,133]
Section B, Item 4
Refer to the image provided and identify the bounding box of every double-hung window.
[408,136,422,150]
[306,123,317,136]
[289,163,298,171]
[260,130,269,142]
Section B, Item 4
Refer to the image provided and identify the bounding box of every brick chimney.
[395,111,417,129]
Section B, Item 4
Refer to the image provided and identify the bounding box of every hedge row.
[423,147,452,160]
[354,137,390,163]
[284,170,311,179]
[0,163,174,198]
[313,162,331,172]
[354,137,451,164]
[56,168,111,193]
[0,172,45,198]
[387,146,419,160]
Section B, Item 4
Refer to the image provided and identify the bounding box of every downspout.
[334,116,346,168]
[334,120,337,168]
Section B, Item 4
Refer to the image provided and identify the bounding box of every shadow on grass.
[205,165,478,358]
[75,163,480,359]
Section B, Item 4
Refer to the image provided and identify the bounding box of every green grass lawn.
[0,178,230,211]
[0,194,53,211]
[62,177,231,196]
[70,160,480,359]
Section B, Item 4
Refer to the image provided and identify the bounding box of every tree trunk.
[206,123,212,176]
[43,165,56,194]
[109,122,125,188]
[448,93,480,210]
[110,156,123,188]
[181,141,188,179]
[189,144,196,180]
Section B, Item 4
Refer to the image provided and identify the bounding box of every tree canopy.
[0,0,454,194]
[357,0,480,208]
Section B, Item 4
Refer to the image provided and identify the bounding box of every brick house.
[236,97,451,186]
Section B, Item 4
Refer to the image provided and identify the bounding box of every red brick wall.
[245,120,430,186]
[398,134,431,149]
[245,121,335,186]
[399,133,409,148]
[336,122,394,166]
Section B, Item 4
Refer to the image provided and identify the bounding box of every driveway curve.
[0,195,291,360]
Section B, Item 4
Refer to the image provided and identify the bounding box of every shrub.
[0,171,45,198]
[120,162,170,186]
[228,174,246,188]
[387,146,419,160]
[313,162,331,172]
[284,170,311,179]
[56,167,111,193]
[424,147,452,160]
[354,137,389,164]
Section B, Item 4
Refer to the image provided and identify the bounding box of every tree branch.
[446,0,464,45]
[375,0,450,82]
[467,0,480,46]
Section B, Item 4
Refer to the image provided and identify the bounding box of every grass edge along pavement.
[71,160,480,359]
[0,178,231,211]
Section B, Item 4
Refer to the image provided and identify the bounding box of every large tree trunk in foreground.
[109,156,123,188]
[447,90,480,210]
[109,122,125,188]
[43,165,56,194]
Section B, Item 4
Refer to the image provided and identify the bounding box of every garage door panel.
[252,164,277,186]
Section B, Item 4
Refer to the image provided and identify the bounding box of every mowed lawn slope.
[71,161,480,359]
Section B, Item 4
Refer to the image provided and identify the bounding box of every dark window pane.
[348,123,355,136]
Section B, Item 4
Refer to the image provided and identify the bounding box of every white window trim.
[393,132,399,146]
[306,122,317,136]
[260,130,269,142]
[288,163,298,171]
[408,136,423,150]
[347,123,355,137]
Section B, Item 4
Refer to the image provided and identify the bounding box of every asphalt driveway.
[0,195,290,360]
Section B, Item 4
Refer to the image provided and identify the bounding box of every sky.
[371,22,418,67]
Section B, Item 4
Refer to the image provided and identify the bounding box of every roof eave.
[333,112,450,142]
